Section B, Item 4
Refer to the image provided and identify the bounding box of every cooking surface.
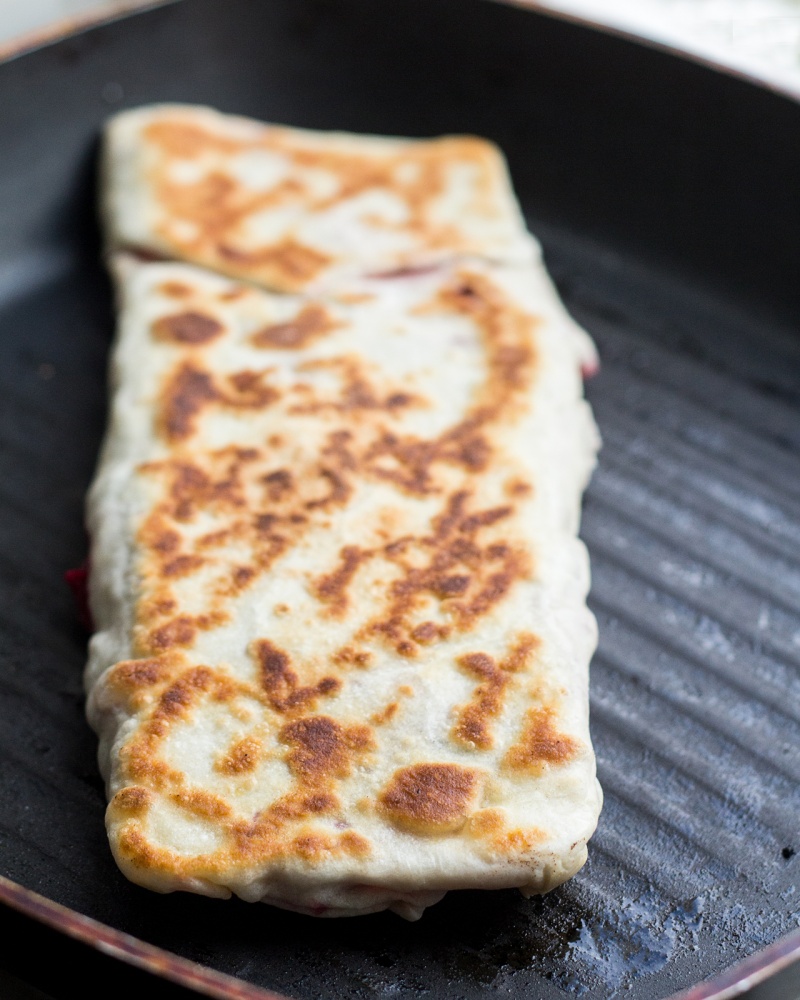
[0,1,798,998]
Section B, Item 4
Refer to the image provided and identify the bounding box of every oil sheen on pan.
[84,103,602,919]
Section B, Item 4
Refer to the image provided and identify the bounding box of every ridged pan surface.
[0,1,797,998]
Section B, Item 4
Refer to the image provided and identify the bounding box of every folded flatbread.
[101,104,537,293]
[86,107,602,919]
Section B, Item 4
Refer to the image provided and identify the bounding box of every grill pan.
[0,1,798,997]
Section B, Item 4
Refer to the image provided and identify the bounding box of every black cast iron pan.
[0,1,798,997]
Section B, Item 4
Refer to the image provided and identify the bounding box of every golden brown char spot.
[159,363,279,442]
[242,793,337,834]
[146,615,198,652]
[135,510,218,632]
[263,468,293,501]
[251,304,340,350]
[362,491,527,651]
[370,702,399,725]
[106,656,171,695]
[137,597,178,624]
[197,529,230,549]
[459,506,512,533]
[144,120,245,157]
[127,247,170,264]
[230,565,255,589]
[158,281,193,299]
[253,639,341,713]
[505,477,532,498]
[253,513,278,535]
[449,549,530,631]
[172,788,232,820]
[493,827,546,855]
[216,238,331,286]
[150,528,180,554]
[363,424,489,496]
[305,468,351,511]
[164,462,210,521]
[313,545,368,618]
[379,763,480,835]
[136,604,230,656]
[332,645,373,668]
[218,286,248,302]
[370,263,442,280]
[279,716,374,785]
[339,831,371,857]
[115,827,157,871]
[120,743,175,792]
[152,310,224,345]
[152,667,214,723]
[291,832,336,862]
[335,291,375,305]
[194,611,230,631]
[162,554,205,578]
[501,632,540,672]
[410,621,449,644]
[452,634,541,751]
[290,356,418,417]
[452,652,507,751]
[160,363,219,441]
[225,369,280,409]
[111,786,152,816]
[211,675,240,705]
[216,735,262,775]
[466,808,505,839]
[440,276,537,398]
[433,574,470,598]
[301,793,337,815]
[503,707,580,775]
[150,449,258,522]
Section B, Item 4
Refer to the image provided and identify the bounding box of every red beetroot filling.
[65,560,93,631]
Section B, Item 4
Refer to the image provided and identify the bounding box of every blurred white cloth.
[533,0,800,95]
[0,0,112,40]
[1,0,799,95]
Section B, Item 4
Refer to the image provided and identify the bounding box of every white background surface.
[0,0,119,41]
[533,0,800,94]
[1,0,800,94]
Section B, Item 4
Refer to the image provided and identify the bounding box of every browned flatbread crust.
[86,107,601,919]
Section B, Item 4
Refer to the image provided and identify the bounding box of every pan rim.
[1,871,798,1000]
[0,1,797,997]
[0,874,284,1000]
